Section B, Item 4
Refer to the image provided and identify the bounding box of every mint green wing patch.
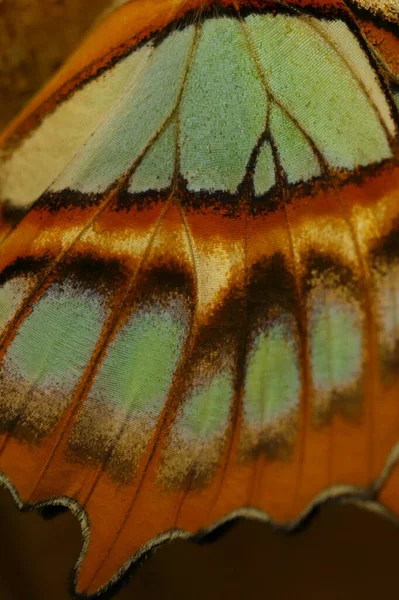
[313,18,395,135]
[310,294,363,399]
[49,13,394,197]
[180,17,267,193]
[0,43,153,209]
[0,284,105,439]
[244,319,300,427]
[128,118,177,193]
[174,370,233,441]
[3,285,104,390]
[269,102,321,184]
[253,141,276,196]
[160,367,234,485]
[67,300,189,476]
[52,26,195,193]
[245,14,392,169]
[87,305,186,413]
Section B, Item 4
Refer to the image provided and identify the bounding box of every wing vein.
[0,43,156,252]
[236,10,329,177]
[49,21,204,591]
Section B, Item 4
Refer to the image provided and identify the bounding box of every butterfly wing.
[1,0,399,596]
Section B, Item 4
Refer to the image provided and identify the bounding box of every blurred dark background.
[0,0,110,130]
[1,1,399,598]
[1,487,399,599]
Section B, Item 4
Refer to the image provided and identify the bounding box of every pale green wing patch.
[173,371,233,442]
[244,319,300,427]
[309,289,363,421]
[308,18,396,137]
[373,261,399,377]
[0,283,105,439]
[377,264,399,352]
[1,44,153,208]
[88,306,186,413]
[245,13,392,170]
[128,118,177,193]
[179,17,267,193]
[269,103,321,184]
[4,12,394,206]
[2,285,104,389]
[253,140,276,196]
[160,367,234,485]
[311,301,362,390]
[52,26,196,193]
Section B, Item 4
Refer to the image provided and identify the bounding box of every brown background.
[0,0,110,130]
[1,1,399,598]
[1,488,399,599]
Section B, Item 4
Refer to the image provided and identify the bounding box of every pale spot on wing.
[377,263,399,357]
[355,0,398,20]
[309,287,363,422]
[241,315,300,454]
[195,243,243,320]
[292,217,360,266]
[175,371,233,442]
[31,225,91,255]
[244,317,300,425]
[82,225,156,264]
[269,102,321,184]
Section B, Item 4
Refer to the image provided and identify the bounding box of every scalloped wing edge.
[0,442,398,599]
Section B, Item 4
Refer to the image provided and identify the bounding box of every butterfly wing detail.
[1,0,399,596]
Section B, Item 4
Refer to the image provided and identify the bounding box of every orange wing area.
[0,0,399,598]
[1,168,399,596]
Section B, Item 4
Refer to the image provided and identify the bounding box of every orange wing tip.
[1,451,399,599]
